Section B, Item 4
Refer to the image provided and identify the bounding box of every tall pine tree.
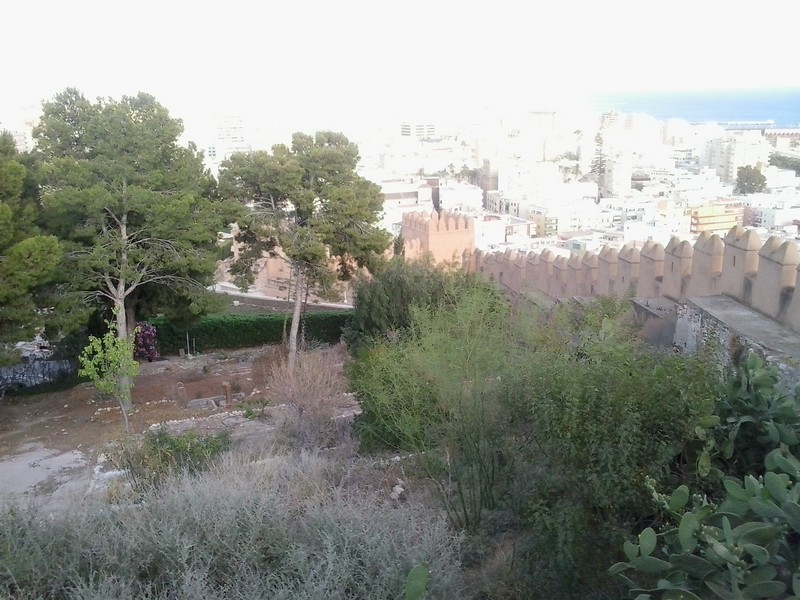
[218,131,389,375]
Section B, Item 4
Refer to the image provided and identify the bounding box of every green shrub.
[712,355,800,478]
[112,427,232,493]
[351,292,721,597]
[150,311,351,354]
[343,256,484,354]
[500,299,718,597]
[611,353,800,599]
[351,283,515,531]
[0,454,463,599]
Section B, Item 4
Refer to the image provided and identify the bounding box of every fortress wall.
[596,247,619,296]
[617,245,640,298]
[788,265,800,332]
[661,238,693,301]
[455,226,800,334]
[751,237,798,320]
[637,241,665,299]
[402,210,475,265]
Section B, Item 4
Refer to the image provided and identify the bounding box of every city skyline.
[2,0,800,144]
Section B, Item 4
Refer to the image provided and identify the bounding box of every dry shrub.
[263,345,354,452]
[0,453,463,599]
[252,344,289,392]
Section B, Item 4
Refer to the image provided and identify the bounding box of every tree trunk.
[287,263,304,380]
[125,291,138,338]
[115,201,133,433]
[115,293,132,433]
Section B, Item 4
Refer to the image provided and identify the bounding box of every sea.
[588,88,800,128]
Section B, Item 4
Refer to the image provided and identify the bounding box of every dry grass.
[251,344,289,391]
[0,452,464,600]
[256,344,355,453]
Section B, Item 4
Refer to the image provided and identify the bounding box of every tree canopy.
[218,131,390,372]
[735,164,767,194]
[0,132,61,362]
[769,152,800,176]
[34,88,240,340]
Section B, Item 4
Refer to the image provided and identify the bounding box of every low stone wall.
[0,359,75,391]
[674,295,800,392]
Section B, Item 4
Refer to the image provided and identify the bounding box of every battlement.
[401,210,474,233]
[464,227,800,334]
[402,210,475,264]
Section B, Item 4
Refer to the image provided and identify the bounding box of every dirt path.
[0,348,272,510]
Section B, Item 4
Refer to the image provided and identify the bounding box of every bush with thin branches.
[259,345,354,452]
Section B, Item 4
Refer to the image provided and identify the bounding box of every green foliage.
[769,153,800,176]
[218,131,390,365]
[113,427,232,493]
[34,88,240,332]
[613,354,800,599]
[343,257,484,354]
[0,132,62,349]
[715,356,800,475]
[405,565,431,600]
[78,324,139,398]
[501,298,718,595]
[678,355,800,492]
[393,233,406,258]
[350,341,440,451]
[78,320,140,431]
[352,282,517,531]
[592,132,607,187]
[698,354,800,477]
[735,165,767,195]
[150,311,351,354]
[612,448,800,599]
[351,291,719,592]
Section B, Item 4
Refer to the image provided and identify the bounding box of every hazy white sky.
[2,0,799,143]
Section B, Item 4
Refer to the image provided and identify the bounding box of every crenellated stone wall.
[402,210,475,265]
[461,226,800,334]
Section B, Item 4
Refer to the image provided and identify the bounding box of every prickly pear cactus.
[610,447,800,599]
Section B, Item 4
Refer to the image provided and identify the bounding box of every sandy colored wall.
[462,226,800,334]
[401,210,475,265]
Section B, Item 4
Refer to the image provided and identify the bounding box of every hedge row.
[150,312,352,355]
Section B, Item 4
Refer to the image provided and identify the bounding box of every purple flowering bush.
[134,322,160,361]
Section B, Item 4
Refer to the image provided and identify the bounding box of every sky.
[2,0,800,145]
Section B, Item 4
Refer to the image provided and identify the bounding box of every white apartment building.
[705,131,772,184]
[475,213,537,251]
[368,135,476,179]
[215,115,252,158]
[378,179,434,233]
[439,182,483,213]
[742,193,800,231]
[9,128,33,153]
[496,160,563,200]
[749,205,800,230]
[400,122,437,139]
[763,165,800,192]
[487,181,598,221]
[202,115,253,176]
[604,153,632,196]
[1,104,40,153]
[625,113,664,153]
[671,167,730,207]
[528,196,615,237]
